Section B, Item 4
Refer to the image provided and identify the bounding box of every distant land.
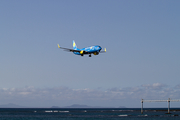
[0,103,27,108]
[0,103,126,108]
[64,104,100,108]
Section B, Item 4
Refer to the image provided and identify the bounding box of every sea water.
[0,108,180,120]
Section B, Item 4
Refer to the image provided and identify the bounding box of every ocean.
[0,108,180,120]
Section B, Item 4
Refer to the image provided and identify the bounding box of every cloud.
[141,83,167,90]
[0,83,180,107]
[175,84,180,89]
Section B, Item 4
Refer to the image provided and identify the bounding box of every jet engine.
[80,50,84,54]
[93,52,99,55]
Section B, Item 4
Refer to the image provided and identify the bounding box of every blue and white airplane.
[57,40,106,57]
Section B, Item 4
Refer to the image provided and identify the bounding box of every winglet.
[57,44,60,48]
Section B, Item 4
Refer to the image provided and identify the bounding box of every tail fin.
[73,40,77,50]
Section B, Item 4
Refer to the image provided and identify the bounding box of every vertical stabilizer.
[73,40,77,50]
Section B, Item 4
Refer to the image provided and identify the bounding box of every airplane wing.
[57,44,83,52]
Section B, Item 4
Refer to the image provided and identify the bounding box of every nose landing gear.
[89,54,91,57]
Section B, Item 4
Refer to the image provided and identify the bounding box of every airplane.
[57,40,106,57]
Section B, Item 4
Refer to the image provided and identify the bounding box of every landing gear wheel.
[89,54,91,57]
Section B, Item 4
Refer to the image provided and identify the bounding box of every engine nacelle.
[93,52,99,55]
[80,50,84,54]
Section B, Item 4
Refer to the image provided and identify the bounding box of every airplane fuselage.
[73,45,102,55]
